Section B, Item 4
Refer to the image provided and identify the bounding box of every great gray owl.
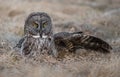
[16,12,112,58]
[16,12,55,57]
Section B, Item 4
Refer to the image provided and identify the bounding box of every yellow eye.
[43,22,47,28]
[32,22,38,28]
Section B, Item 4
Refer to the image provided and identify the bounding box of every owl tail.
[72,32,112,53]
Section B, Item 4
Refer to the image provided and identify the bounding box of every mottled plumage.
[54,32,112,57]
[16,12,112,58]
[16,12,54,57]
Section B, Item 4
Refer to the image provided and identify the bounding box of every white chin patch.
[32,35,48,39]
[32,35,40,38]
[42,35,48,39]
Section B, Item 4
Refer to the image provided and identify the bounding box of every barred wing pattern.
[54,32,112,54]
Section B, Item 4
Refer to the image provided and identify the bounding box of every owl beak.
[37,24,42,38]
[39,32,42,38]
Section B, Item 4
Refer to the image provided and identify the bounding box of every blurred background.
[0,0,120,50]
[0,0,120,77]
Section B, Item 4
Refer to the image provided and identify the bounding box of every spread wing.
[54,32,112,53]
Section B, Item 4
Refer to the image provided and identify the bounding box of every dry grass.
[0,50,120,77]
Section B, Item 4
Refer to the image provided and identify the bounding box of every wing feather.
[54,32,112,53]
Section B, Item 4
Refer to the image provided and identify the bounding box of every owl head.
[24,12,53,38]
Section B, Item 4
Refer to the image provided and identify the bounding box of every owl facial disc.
[24,12,52,39]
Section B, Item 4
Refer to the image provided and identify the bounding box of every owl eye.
[43,22,47,28]
[32,22,39,28]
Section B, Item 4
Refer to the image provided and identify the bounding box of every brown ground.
[0,0,120,77]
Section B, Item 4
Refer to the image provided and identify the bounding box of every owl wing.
[54,32,83,53]
[54,32,112,53]
[15,37,25,48]
[15,36,32,55]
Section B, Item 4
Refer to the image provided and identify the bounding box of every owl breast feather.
[20,36,52,56]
